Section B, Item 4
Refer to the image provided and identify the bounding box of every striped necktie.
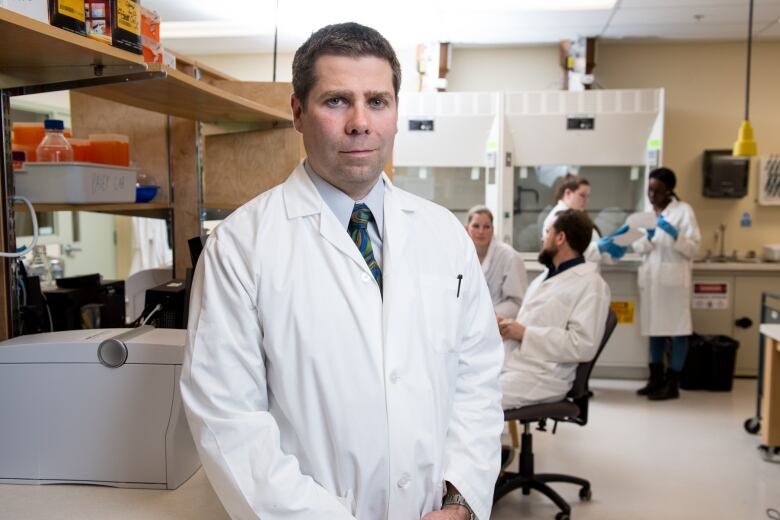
[348,203,383,292]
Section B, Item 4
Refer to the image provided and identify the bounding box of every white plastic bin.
[15,162,137,203]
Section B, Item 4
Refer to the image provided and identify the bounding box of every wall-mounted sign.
[692,282,729,310]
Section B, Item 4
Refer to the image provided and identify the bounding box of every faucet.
[718,223,726,259]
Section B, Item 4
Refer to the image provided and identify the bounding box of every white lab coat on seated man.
[632,198,700,337]
[180,163,504,520]
[501,261,611,409]
[482,238,528,319]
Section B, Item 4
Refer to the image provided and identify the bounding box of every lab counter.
[521,258,780,379]
[0,469,229,520]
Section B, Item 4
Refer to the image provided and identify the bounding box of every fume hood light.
[733,120,757,157]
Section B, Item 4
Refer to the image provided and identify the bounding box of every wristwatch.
[442,493,476,520]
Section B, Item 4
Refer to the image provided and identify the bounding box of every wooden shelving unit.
[77,64,293,124]
[14,202,170,219]
[0,8,146,89]
[0,8,302,339]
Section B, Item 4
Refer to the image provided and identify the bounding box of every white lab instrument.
[764,244,780,262]
[393,92,501,224]
[0,326,200,489]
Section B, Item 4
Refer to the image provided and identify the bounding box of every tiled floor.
[491,378,780,520]
[1,379,776,519]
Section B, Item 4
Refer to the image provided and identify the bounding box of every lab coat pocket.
[659,262,687,287]
[336,488,355,515]
[419,274,460,353]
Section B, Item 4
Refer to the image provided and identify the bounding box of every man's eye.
[326,98,346,107]
[369,98,386,108]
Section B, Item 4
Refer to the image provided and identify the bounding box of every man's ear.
[556,230,567,247]
[291,94,304,132]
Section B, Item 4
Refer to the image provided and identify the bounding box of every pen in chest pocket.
[456,274,463,298]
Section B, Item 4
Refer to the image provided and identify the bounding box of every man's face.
[539,222,561,267]
[292,55,398,198]
[466,212,493,249]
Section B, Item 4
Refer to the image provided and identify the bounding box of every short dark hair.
[551,209,593,256]
[649,167,680,200]
[292,23,402,108]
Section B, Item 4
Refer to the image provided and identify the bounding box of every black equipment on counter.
[43,274,125,331]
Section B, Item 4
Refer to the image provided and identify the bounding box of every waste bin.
[680,334,739,392]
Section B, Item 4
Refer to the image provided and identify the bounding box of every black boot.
[636,363,665,396]
[648,369,680,401]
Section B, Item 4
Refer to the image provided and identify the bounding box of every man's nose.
[346,104,370,135]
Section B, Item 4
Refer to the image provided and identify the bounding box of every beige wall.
[192,53,295,82]
[448,46,562,91]
[597,41,780,256]
[193,48,421,93]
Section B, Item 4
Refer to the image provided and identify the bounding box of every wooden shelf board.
[77,64,293,124]
[14,202,169,219]
[0,8,147,89]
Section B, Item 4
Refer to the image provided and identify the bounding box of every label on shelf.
[57,0,85,22]
[116,0,139,34]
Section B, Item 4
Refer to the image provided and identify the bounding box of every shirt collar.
[546,255,585,280]
[304,160,384,238]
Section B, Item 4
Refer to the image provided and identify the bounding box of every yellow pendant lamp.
[733,0,758,156]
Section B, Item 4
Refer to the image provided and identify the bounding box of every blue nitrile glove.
[597,236,627,259]
[657,214,679,240]
[610,224,630,238]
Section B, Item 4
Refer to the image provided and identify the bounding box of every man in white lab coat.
[180,23,504,520]
[499,209,611,409]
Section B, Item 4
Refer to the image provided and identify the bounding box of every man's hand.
[421,505,470,520]
[498,318,525,342]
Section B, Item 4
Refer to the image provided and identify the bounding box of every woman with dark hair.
[633,167,701,400]
[541,174,626,263]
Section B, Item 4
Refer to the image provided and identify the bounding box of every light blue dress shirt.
[304,161,384,269]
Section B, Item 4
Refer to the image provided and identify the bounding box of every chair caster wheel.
[555,512,570,520]
[744,417,760,434]
[579,487,592,501]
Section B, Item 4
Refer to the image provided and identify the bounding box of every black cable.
[272,0,279,82]
[745,0,754,120]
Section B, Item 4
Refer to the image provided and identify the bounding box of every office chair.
[494,309,618,520]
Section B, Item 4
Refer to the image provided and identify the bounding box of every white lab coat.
[500,262,611,409]
[541,200,608,264]
[180,163,504,520]
[632,198,701,337]
[481,238,527,319]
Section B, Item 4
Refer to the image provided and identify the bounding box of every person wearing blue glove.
[632,167,701,401]
[597,236,627,260]
[657,214,679,240]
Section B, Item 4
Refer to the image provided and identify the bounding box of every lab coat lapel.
[282,162,375,275]
[382,174,414,306]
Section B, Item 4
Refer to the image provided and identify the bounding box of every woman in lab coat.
[466,205,528,319]
[633,167,701,401]
[542,174,627,262]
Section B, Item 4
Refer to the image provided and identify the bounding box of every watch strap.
[442,493,476,520]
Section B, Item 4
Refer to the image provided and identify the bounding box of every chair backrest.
[565,308,618,425]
